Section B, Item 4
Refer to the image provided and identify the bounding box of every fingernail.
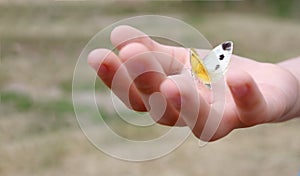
[230,84,248,98]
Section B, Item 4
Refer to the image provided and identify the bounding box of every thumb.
[227,71,268,126]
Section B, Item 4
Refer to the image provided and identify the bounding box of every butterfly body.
[190,41,233,87]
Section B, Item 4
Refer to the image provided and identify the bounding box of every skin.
[88,25,300,141]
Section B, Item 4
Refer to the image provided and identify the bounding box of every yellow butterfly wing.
[190,48,211,85]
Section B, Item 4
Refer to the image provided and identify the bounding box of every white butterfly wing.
[203,41,233,82]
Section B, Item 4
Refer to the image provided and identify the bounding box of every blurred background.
[1,0,300,176]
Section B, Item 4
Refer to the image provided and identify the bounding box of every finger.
[111,25,158,51]
[88,49,146,111]
[119,43,166,95]
[88,49,119,87]
[160,74,211,138]
[227,71,268,126]
[148,91,186,126]
[111,25,188,74]
[118,43,184,125]
[159,78,189,126]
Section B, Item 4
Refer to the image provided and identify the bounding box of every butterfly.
[190,41,233,88]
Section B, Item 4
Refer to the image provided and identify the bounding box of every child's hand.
[88,25,300,141]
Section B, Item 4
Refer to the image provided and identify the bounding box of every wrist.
[277,61,300,120]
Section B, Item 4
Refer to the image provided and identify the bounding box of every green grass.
[39,98,74,115]
[1,90,76,138]
[1,91,33,111]
[1,90,75,115]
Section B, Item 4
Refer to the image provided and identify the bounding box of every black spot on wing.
[214,64,220,71]
[222,42,232,51]
[219,54,224,60]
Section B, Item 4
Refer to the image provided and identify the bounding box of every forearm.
[277,56,300,119]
